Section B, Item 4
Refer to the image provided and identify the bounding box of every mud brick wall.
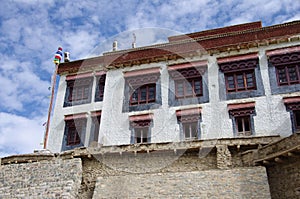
[0,158,82,199]
[92,166,271,199]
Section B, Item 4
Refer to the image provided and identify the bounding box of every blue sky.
[0,0,299,157]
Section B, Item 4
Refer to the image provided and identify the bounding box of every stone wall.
[0,158,82,199]
[267,158,300,199]
[92,167,271,199]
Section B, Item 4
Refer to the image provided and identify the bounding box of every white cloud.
[0,112,45,157]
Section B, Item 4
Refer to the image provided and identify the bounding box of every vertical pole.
[44,63,59,149]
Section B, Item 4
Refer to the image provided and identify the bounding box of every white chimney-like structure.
[113,40,118,51]
[64,52,70,62]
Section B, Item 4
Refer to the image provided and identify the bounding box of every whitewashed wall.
[48,42,299,153]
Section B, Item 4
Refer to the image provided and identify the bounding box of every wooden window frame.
[91,115,101,143]
[65,119,86,146]
[130,84,156,106]
[130,119,152,144]
[235,116,252,136]
[65,78,92,104]
[169,67,204,99]
[225,70,256,92]
[228,103,255,137]
[182,121,198,140]
[175,77,203,99]
[294,110,300,130]
[95,75,106,102]
[275,64,300,86]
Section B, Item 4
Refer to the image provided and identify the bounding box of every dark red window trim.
[175,77,202,99]
[294,110,300,130]
[65,119,86,146]
[130,119,152,144]
[67,78,92,102]
[235,116,252,136]
[275,64,300,86]
[130,84,156,106]
[95,75,106,102]
[225,70,256,92]
[169,67,204,99]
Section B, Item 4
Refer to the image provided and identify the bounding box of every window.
[130,84,156,106]
[129,114,153,144]
[176,108,201,141]
[169,67,203,99]
[64,118,87,146]
[276,64,300,86]
[124,68,161,112]
[135,127,149,144]
[168,61,209,106]
[131,120,151,144]
[90,112,101,146]
[182,122,198,140]
[219,57,258,93]
[225,70,256,92]
[228,103,255,137]
[267,48,300,94]
[175,78,202,98]
[284,97,300,133]
[95,75,106,102]
[235,116,251,136]
[294,110,300,130]
[64,77,93,107]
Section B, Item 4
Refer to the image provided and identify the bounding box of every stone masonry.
[1,135,299,198]
[0,158,82,198]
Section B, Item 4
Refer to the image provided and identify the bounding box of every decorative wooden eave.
[57,20,300,75]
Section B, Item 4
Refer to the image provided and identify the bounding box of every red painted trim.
[124,67,160,78]
[283,96,300,104]
[168,60,208,71]
[64,113,87,120]
[176,107,202,116]
[129,113,153,122]
[66,72,93,80]
[266,45,300,56]
[95,71,106,76]
[217,53,258,64]
[227,102,255,110]
[168,21,262,42]
[91,111,101,117]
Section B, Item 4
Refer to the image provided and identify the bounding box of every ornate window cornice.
[219,58,258,72]
[268,52,300,66]
[228,102,255,117]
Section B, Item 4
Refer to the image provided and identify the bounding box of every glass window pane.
[246,73,254,87]
[194,80,202,95]
[237,74,244,88]
[183,124,190,138]
[227,75,235,89]
[130,90,138,104]
[288,66,298,81]
[176,81,184,97]
[140,87,147,101]
[190,122,198,138]
[244,117,250,131]
[148,85,155,101]
[237,118,243,132]
[277,68,287,84]
[186,82,193,96]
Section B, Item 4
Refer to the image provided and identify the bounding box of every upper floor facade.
[47,20,300,152]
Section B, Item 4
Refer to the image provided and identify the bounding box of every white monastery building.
[47,21,300,152]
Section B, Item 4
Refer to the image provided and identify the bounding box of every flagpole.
[43,63,59,149]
